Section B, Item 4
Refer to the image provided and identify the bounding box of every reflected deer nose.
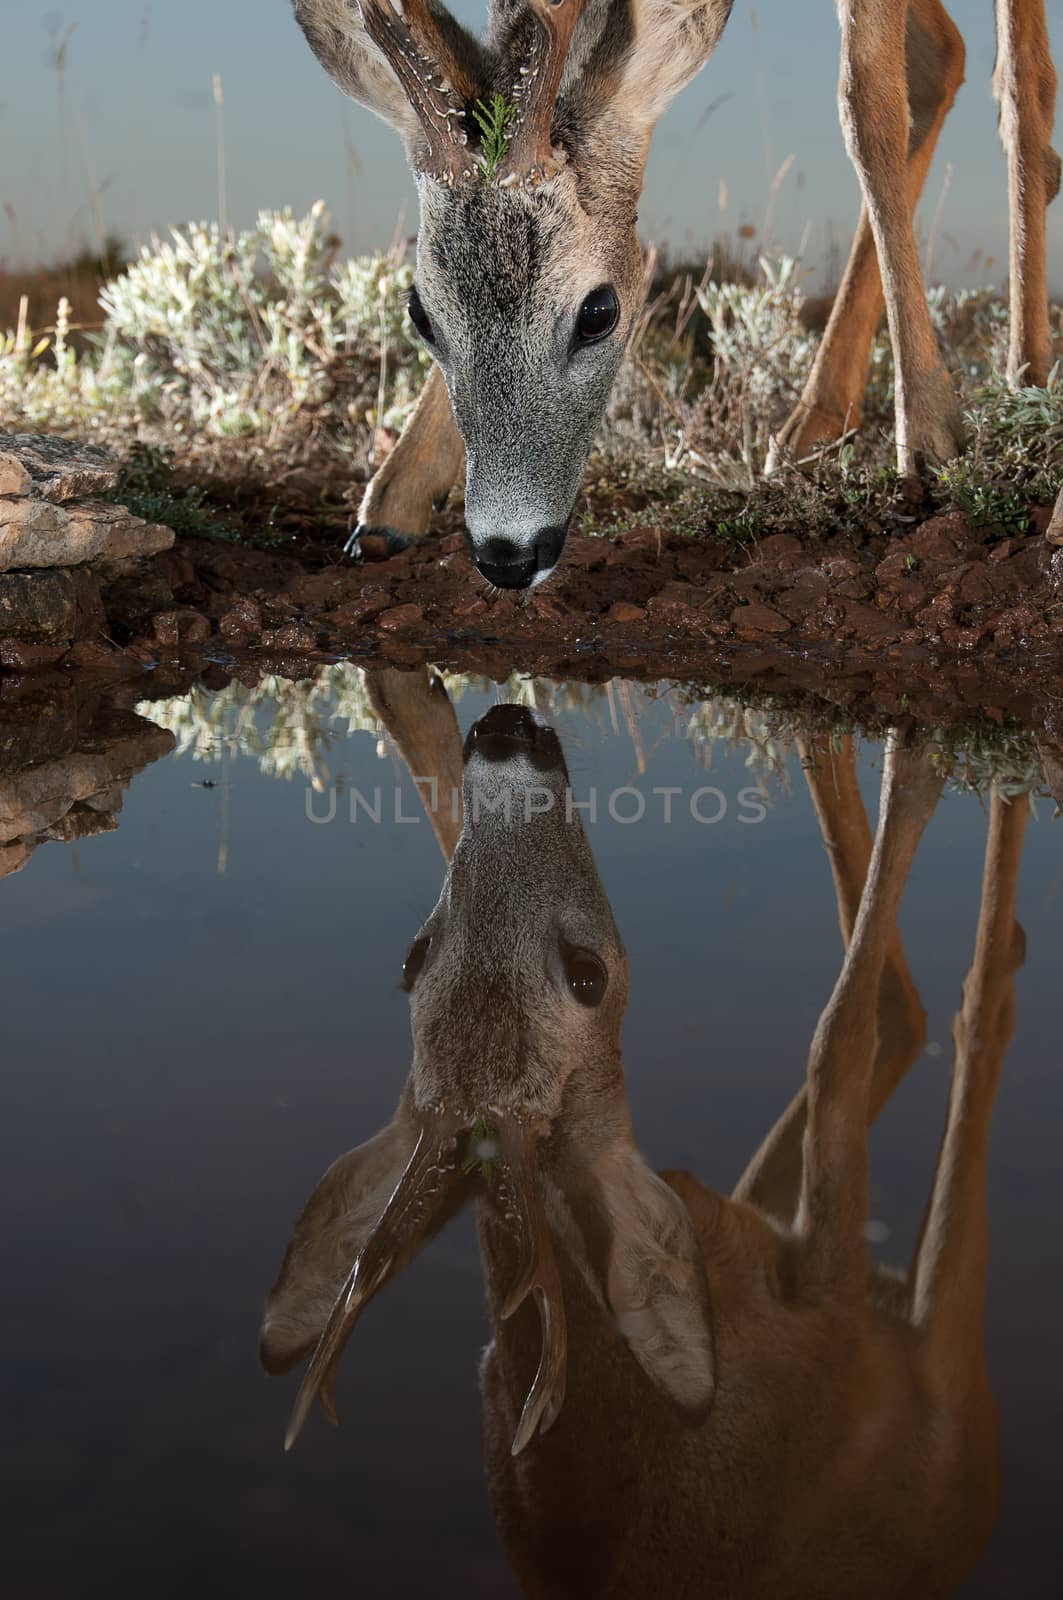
[463,705,564,770]
[473,527,568,589]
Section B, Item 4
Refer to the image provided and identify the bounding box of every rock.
[152,608,212,649]
[729,602,790,635]
[218,596,263,638]
[956,562,994,605]
[0,570,80,640]
[0,639,68,672]
[0,454,33,497]
[0,433,119,502]
[941,625,988,651]
[907,513,965,564]
[378,603,424,632]
[61,641,127,674]
[259,622,318,653]
[354,533,392,561]
[838,601,904,644]
[607,601,647,623]
[453,597,487,619]
[1,495,173,571]
[756,533,804,561]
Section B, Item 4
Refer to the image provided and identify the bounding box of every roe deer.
[292,0,1058,586]
[260,702,1028,1597]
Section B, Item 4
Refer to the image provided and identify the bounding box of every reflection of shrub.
[0,204,429,447]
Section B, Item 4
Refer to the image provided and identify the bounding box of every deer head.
[261,704,715,1453]
[292,0,733,586]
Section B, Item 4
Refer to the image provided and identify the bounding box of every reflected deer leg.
[908,790,1028,1399]
[796,734,942,1295]
[347,364,465,558]
[364,666,464,859]
[733,735,927,1224]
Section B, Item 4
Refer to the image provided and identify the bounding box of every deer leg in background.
[364,667,464,859]
[347,364,465,558]
[796,734,942,1295]
[826,0,965,474]
[909,790,1028,1398]
[770,0,966,467]
[993,1,1060,386]
[733,734,927,1223]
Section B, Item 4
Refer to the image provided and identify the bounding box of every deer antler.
[284,1108,465,1450]
[497,0,587,188]
[360,0,479,184]
[497,1115,568,1455]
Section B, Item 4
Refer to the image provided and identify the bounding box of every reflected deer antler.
[284,1107,466,1450]
[496,1116,569,1455]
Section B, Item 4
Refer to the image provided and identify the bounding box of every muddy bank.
[2,474,1063,736]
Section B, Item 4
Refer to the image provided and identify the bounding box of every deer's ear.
[293,0,428,147]
[616,0,733,126]
[260,1114,419,1375]
[586,1149,717,1420]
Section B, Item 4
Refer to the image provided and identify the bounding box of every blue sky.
[2,1,1060,288]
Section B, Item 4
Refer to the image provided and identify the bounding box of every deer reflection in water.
[260,671,1028,1600]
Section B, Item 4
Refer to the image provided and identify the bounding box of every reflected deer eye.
[407,286,434,342]
[576,285,619,344]
[402,935,432,991]
[564,952,607,1006]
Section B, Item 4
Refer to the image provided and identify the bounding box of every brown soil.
[3,453,1063,737]
[125,494,1063,728]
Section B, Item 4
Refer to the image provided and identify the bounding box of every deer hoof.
[343,524,418,562]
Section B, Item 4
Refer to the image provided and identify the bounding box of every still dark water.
[1,668,1060,1598]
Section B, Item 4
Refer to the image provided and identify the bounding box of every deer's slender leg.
[770,0,966,467]
[349,364,465,555]
[364,666,464,859]
[909,791,1028,1397]
[797,734,943,1295]
[827,0,964,474]
[993,1,1060,386]
[734,735,927,1223]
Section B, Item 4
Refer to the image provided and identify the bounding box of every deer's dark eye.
[576,285,619,344]
[407,286,434,343]
[402,935,431,991]
[564,952,607,1007]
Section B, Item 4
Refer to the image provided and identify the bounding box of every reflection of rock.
[0,681,175,878]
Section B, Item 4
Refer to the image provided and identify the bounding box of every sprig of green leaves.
[472,95,519,184]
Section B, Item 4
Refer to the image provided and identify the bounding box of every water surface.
[1,669,1059,1597]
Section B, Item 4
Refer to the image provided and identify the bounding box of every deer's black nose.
[473,527,568,589]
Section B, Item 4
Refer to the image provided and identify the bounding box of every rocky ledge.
[0,434,173,652]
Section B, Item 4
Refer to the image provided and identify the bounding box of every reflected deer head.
[292,0,732,585]
[261,695,1026,1599]
[260,703,715,1452]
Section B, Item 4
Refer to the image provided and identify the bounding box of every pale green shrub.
[0,203,430,446]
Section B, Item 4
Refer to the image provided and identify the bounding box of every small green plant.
[905,553,919,571]
[472,95,519,183]
[462,1116,501,1183]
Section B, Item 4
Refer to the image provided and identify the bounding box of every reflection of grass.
[136,666,1051,799]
